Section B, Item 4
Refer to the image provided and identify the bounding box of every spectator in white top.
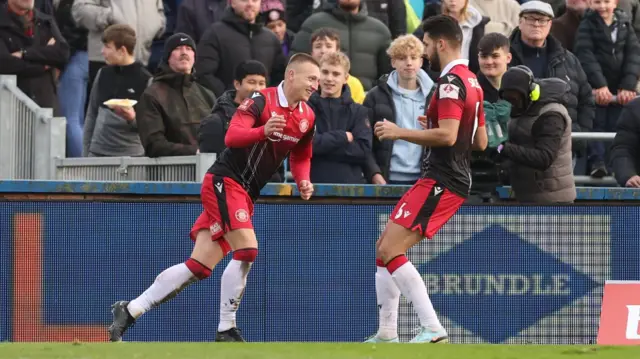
[470,0,521,36]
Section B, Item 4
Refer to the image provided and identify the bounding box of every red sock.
[386,255,409,274]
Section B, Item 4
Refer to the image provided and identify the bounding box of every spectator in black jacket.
[472,32,512,201]
[611,97,640,187]
[286,0,314,33]
[0,0,69,114]
[574,6,640,178]
[199,60,267,155]
[509,1,594,164]
[309,51,372,184]
[477,33,511,104]
[287,0,406,38]
[83,25,151,157]
[175,0,226,44]
[195,0,286,97]
[53,0,88,157]
[497,66,576,203]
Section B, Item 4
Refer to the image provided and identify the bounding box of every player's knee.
[185,258,212,280]
[232,247,258,263]
[377,242,400,263]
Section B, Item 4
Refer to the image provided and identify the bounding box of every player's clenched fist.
[374,119,400,140]
[298,180,314,200]
[264,114,287,137]
[418,115,428,130]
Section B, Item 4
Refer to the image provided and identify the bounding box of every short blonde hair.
[386,34,424,59]
[319,51,351,73]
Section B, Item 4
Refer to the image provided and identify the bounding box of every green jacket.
[290,2,392,90]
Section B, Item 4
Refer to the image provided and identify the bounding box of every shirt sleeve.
[477,98,486,127]
[290,124,315,185]
[435,74,467,121]
[224,92,267,148]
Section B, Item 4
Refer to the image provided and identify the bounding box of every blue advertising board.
[1,201,639,344]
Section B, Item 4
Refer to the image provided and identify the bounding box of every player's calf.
[374,258,401,341]
[217,247,258,342]
[126,258,210,318]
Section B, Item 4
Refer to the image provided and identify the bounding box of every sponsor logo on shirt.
[440,84,460,100]
[239,98,253,111]
[268,131,300,143]
[210,222,222,234]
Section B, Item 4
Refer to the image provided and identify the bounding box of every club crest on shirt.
[299,119,309,133]
[239,98,253,111]
[235,209,249,222]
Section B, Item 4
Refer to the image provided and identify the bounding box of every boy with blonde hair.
[362,34,435,186]
[307,50,372,184]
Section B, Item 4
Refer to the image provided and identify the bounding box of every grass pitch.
[1,343,639,359]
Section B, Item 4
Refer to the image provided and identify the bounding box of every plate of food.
[103,99,137,108]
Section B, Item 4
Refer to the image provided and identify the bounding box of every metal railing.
[571,132,618,186]
[0,75,65,180]
[55,153,216,182]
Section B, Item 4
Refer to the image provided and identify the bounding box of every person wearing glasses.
[508,1,595,171]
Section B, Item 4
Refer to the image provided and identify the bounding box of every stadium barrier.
[0,75,66,180]
[1,180,638,344]
[54,154,216,182]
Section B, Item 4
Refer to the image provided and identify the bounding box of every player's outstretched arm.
[398,119,460,147]
[290,127,314,200]
[472,100,488,151]
[472,125,488,151]
[375,118,460,147]
[224,94,267,148]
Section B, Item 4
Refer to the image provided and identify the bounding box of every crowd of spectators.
[2,0,640,198]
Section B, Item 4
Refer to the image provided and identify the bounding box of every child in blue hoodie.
[363,34,435,184]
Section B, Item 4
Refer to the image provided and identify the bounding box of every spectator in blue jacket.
[309,51,373,184]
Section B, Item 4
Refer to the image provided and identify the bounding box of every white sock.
[391,260,443,331]
[127,263,196,319]
[376,266,400,339]
[218,259,252,332]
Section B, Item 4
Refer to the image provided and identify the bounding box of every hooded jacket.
[195,8,286,97]
[308,85,372,184]
[362,70,435,182]
[136,64,216,157]
[502,78,576,203]
[198,89,237,155]
[290,1,392,90]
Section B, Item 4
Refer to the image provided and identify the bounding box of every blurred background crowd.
[2,0,640,202]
